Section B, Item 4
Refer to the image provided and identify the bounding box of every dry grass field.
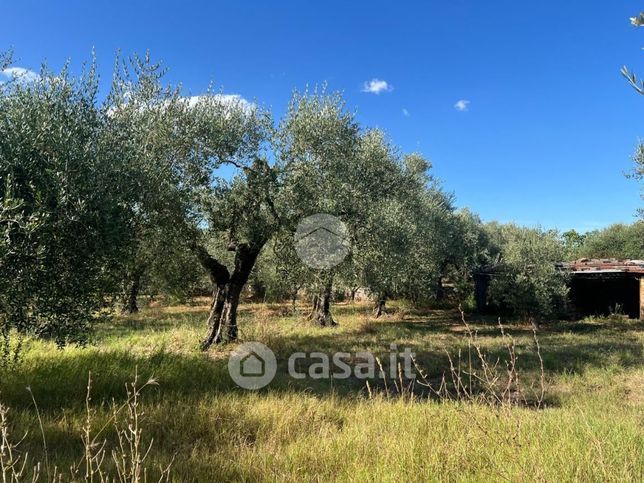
[0,300,642,481]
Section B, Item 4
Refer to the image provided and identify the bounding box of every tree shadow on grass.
[1,306,641,412]
[260,312,644,399]
[102,306,210,333]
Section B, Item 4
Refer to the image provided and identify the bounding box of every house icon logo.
[240,351,265,377]
[228,342,277,390]
[294,213,350,269]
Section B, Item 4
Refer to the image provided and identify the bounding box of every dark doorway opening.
[569,274,640,319]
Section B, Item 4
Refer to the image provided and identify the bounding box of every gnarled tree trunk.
[309,276,337,326]
[308,294,319,319]
[291,289,298,316]
[435,276,445,301]
[200,284,226,349]
[349,286,358,303]
[121,269,143,314]
[195,243,262,349]
[373,291,387,318]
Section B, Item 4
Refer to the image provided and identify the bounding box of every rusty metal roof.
[561,259,644,274]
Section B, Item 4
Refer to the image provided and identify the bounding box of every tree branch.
[189,242,230,285]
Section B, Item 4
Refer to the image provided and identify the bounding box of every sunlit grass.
[0,300,642,481]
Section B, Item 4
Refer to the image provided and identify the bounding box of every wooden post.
[640,276,644,320]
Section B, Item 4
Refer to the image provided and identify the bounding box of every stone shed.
[474,259,644,319]
[562,259,644,319]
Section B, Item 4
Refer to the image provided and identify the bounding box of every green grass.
[0,300,642,481]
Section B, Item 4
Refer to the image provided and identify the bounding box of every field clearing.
[0,301,642,481]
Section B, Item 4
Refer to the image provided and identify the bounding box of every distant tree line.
[563,223,644,261]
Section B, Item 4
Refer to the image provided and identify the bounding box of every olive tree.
[623,13,644,217]
[349,145,452,315]
[485,224,569,321]
[253,236,309,307]
[422,208,493,306]
[102,53,276,347]
[0,59,134,347]
[622,13,644,94]
[628,143,644,218]
[105,54,205,313]
[187,99,275,347]
[273,90,362,327]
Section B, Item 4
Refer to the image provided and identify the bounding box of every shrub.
[485,224,569,320]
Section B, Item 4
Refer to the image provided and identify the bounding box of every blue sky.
[2,0,643,232]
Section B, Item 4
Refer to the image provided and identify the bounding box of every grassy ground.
[0,300,642,481]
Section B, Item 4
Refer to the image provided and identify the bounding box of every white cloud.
[1,67,39,83]
[402,108,410,117]
[108,93,255,118]
[185,94,255,113]
[454,99,470,112]
[361,78,393,95]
